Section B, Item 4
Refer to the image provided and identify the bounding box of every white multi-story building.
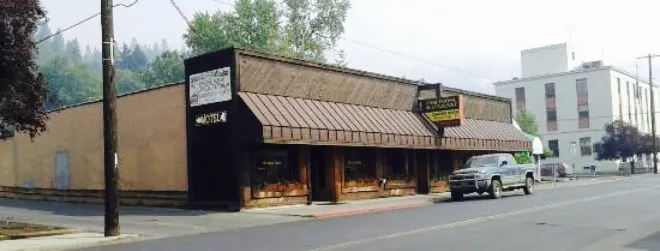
[494,43,658,173]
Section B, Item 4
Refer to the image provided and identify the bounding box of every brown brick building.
[0,48,530,210]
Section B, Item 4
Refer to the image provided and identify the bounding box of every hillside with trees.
[34,21,185,110]
[33,0,350,111]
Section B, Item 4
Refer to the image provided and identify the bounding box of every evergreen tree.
[129,45,148,70]
[83,45,93,62]
[51,31,65,54]
[65,38,82,61]
[34,21,53,61]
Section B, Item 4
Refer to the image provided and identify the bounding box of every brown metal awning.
[239,92,436,148]
[440,119,531,151]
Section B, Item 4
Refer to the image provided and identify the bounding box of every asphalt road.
[88,175,660,251]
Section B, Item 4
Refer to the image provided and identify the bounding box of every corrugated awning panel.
[440,119,531,151]
[444,119,528,142]
[239,92,436,148]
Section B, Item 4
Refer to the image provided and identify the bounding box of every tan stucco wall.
[0,84,187,191]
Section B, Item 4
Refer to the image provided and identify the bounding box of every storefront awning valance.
[439,119,531,151]
[239,92,436,148]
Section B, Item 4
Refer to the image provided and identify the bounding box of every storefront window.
[344,148,375,182]
[385,149,409,180]
[430,152,452,182]
[253,148,300,189]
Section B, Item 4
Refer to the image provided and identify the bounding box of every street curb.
[312,202,429,219]
[15,233,139,251]
[3,228,81,240]
[535,177,626,191]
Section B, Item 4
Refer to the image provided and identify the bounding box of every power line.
[208,0,494,81]
[338,37,494,81]
[169,0,194,30]
[211,0,235,7]
[36,0,140,44]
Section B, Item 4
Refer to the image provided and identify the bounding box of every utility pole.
[638,54,659,174]
[101,0,120,236]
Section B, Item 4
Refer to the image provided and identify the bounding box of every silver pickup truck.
[448,153,535,200]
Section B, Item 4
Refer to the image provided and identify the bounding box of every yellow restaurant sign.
[420,95,464,127]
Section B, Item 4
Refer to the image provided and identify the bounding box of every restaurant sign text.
[420,95,464,127]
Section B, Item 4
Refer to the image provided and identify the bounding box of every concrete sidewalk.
[0,199,302,237]
[245,176,628,219]
[245,195,432,219]
[0,233,136,251]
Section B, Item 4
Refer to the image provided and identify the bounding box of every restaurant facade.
[0,48,530,210]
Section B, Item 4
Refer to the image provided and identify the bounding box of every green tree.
[514,110,554,158]
[34,21,54,62]
[65,38,82,62]
[0,0,49,138]
[282,0,350,61]
[184,0,281,55]
[515,110,539,136]
[117,43,131,70]
[51,31,65,54]
[41,56,101,109]
[83,45,93,61]
[90,48,102,73]
[184,0,350,63]
[594,120,643,173]
[117,42,148,71]
[116,69,146,94]
[128,45,148,70]
[141,51,184,88]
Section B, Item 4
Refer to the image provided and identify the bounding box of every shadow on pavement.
[431,193,525,204]
[0,198,216,217]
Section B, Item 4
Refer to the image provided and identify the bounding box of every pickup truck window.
[461,156,499,169]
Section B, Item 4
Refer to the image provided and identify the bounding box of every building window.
[580,137,592,156]
[635,84,640,126]
[515,87,526,111]
[576,78,589,129]
[253,148,300,190]
[344,147,376,183]
[618,78,623,120]
[430,152,452,182]
[548,140,559,157]
[644,89,652,132]
[627,82,632,122]
[545,83,557,131]
[384,149,411,180]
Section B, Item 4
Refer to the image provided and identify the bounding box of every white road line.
[308,185,660,251]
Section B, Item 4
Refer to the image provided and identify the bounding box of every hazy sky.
[41,0,660,94]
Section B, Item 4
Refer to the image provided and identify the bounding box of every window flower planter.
[385,178,416,189]
[252,182,307,199]
[343,179,378,193]
[430,180,449,193]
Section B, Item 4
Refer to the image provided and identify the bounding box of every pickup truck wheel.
[523,176,534,195]
[489,179,502,199]
[451,192,464,201]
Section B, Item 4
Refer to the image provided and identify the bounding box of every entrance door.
[54,152,70,190]
[310,147,331,201]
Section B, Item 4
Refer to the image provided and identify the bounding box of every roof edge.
[493,66,653,86]
[47,82,184,114]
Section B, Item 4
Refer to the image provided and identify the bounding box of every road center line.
[308,185,660,251]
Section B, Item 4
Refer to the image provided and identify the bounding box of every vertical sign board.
[420,95,465,127]
[190,67,231,127]
[184,49,240,207]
